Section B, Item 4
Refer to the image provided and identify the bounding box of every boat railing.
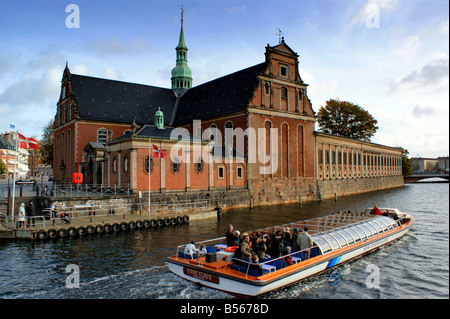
[229,245,321,278]
[174,236,228,258]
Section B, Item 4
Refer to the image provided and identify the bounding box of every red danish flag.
[18,133,38,150]
[152,144,166,159]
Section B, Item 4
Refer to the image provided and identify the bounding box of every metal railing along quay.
[44,184,132,198]
[1,199,210,230]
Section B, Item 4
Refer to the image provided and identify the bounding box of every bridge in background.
[404,174,449,183]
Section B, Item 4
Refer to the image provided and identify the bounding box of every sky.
[0,0,448,158]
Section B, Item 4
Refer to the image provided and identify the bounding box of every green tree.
[0,159,6,176]
[317,99,379,142]
[398,147,412,178]
[39,119,54,167]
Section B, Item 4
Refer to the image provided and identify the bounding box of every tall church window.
[281,87,288,99]
[237,166,243,178]
[144,156,153,173]
[196,158,203,174]
[123,157,128,174]
[67,130,71,176]
[209,124,217,141]
[264,82,270,95]
[97,129,108,143]
[172,158,180,174]
[218,166,224,179]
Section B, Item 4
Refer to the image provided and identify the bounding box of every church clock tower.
[171,7,192,97]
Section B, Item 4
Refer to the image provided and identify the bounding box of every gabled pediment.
[270,40,299,58]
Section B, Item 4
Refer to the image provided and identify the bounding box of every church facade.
[53,19,403,206]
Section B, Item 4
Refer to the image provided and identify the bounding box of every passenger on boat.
[198,244,207,256]
[297,228,313,259]
[282,246,294,266]
[283,227,292,248]
[252,235,269,261]
[226,224,240,247]
[249,255,263,277]
[292,227,300,251]
[240,234,253,262]
[371,205,381,215]
[270,230,283,258]
[184,240,198,258]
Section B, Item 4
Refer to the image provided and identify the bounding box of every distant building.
[437,156,449,173]
[410,157,439,173]
[0,133,30,179]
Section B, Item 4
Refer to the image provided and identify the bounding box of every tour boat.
[167,208,414,296]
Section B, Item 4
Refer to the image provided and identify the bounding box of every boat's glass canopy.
[312,216,399,254]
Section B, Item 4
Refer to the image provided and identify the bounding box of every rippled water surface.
[1,183,448,299]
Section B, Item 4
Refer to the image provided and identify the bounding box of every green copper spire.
[171,6,192,93]
[155,107,164,129]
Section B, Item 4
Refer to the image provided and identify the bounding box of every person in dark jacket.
[292,227,300,251]
[270,230,283,258]
[26,201,35,227]
[252,235,269,261]
[225,224,239,247]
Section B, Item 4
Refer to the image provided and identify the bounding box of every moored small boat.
[167,208,414,296]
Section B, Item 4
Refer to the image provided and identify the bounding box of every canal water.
[0,183,448,299]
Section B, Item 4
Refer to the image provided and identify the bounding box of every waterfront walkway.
[0,209,216,240]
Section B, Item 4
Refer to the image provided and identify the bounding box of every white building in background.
[0,132,30,179]
[410,156,449,174]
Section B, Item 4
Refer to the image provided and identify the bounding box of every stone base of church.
[249,175,405,207]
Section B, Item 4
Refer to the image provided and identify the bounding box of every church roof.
[69,61,267,127]
[172,62,266,125]
[70,74,176,125]
[0,139,7,150]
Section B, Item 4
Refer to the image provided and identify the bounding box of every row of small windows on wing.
[312,216,399,254]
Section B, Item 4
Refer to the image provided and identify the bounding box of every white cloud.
[0,67,60,107]
[71,64,92,76]
[412,105,436,118]
[394,36,421,57]
[348,0,400,29]
[299,67,339,107]
[439,19,449,35]
[225,6,247,15]
[79,36,153,56]
[102,66,123,80]
[391,56,449,93]
[0,54,17,78]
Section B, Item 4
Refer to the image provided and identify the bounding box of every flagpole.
[148,138,152,215]
[11,131,18,217]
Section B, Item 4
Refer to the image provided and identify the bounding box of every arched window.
[209,124,217,141]
[172,158,180,174]
[144,156,153,173]
[123,157,128,174]
[264,82,270,95]
[281,87,288,99]
[112,158,117,173]
[195,158,203,174]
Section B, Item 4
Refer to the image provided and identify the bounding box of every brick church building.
[53,17,403,205]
